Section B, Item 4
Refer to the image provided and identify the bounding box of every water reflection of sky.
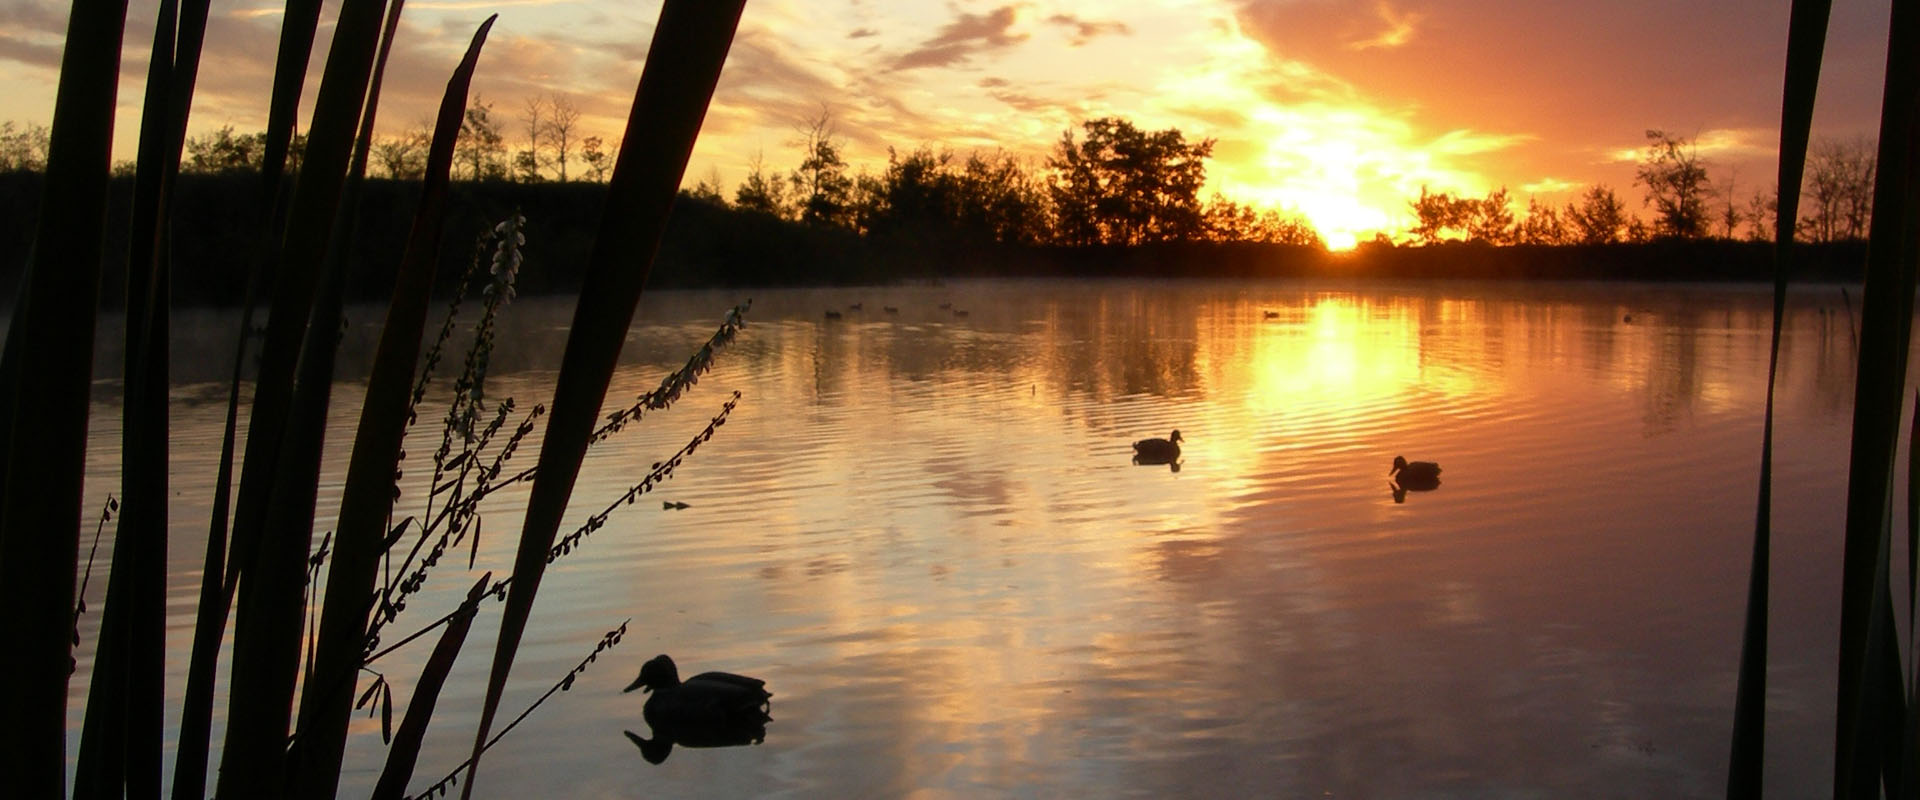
[74,280,1869,797]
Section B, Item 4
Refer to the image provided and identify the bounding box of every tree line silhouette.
[1407,130,1875,246]
[7,111,1876,250]
[0,114,1878,305]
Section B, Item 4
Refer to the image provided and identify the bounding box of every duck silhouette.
[623,655,771,763]
[1262,310,1280,319]
[1389,456,1442,490]
[823,310,842,320]
[1132,430,1183,465]
[629,652,771,725]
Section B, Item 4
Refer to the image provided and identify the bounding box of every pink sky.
[0,0,1894,246]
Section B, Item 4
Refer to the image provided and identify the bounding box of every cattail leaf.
[1829,1,1920,795]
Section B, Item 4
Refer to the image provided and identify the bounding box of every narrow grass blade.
[1833,2,1920,795]
[369,575,490,800]
[291,16,495,796]
[74,0,192,794]
[173,3,322,795]
[217,215,352,795]
[0,0,128,792]
[459,3,746,795]
[214,0,395,792]
[1728,3,1831,798]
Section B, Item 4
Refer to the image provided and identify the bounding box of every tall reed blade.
[0,0,128,793]
[1728,2,1831,798]
[74,0,199,793]
[173,2,324,796]
[459,3,746,795]
[217,217,352,796]
[369,575,490,800]
[291,17,495,797]
[1833,1,1920,795]
[214,0,396,792]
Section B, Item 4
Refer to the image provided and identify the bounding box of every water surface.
[74,279,1867,797]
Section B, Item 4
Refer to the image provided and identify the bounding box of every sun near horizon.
[0,0,1889,250]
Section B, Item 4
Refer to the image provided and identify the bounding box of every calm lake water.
[70,279,1874,797]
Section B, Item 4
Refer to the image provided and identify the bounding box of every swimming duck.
[1132,430,1183,464]
[1390,456,1442,488]
[883,306,900,314]
[824,310,842,320]
[849,302,863,311]
[662,501,691,510]
[624,655,772,737]
[1263,310,1280,319]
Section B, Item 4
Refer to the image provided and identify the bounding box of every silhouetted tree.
[1711,167,1744,239]
[1408,185,1471,244]
[1744,185,1777,241]
[686,166,726,205]
[371,124,429,180]
[789,109,852,227]
[1515,197,1568,245]
[1801,135,1875,241]
[184,125,267,173]
[1564,185,1631,244]
[1465,187,1515,244]
[546,93,581,182]
[1046,117,1213,245]
[955,151,1048,245]
[456,97,507,181]
[581,135,612,183]
[1635,130,1710,238]
[0,121,50,171]
[1201,193,1323,246]
[735,152,788,217]
[862,146,959,243]
[515,94,546,182]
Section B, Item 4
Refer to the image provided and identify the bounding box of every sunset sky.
[0,0,1896,247]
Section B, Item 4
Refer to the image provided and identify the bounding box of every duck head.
[1390,455,1409,474]
[624,654,680,694]
[1169,430,1184,443]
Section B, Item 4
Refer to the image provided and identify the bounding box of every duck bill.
[623,678,650,693]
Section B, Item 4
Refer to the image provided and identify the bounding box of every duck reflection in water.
[622,654,772,764]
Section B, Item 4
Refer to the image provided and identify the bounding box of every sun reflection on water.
[82,281,1867,798]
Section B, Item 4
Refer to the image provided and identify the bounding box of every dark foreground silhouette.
[623,654,772,764]
[1389,455,1443,503]
[1132,430,1183,465]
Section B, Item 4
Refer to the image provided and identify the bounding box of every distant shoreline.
[0,172,1867,311]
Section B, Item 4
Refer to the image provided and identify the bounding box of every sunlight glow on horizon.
[0,0,1859,250]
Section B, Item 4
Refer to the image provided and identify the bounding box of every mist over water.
[74,279,1870,797]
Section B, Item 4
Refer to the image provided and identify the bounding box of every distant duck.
[849,302,863,311]
[1390,455,1442,489]
[1132,430,1183,464]
[952,309,969,318]
[938,302,952,310]
[662,501,691,510]
[622,654,772,764]
[883,306,899,314]
[824,310,842,320]
[1263,310,1280,319]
